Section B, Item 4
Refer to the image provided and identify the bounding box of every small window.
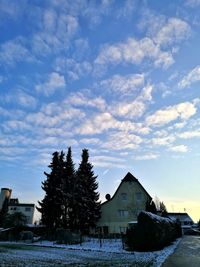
[136,192,142,202]
[121,193,127,201]
[119,226,127,233]
[25,207,31,212]
[118,210,128,217]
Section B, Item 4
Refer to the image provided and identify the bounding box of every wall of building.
[97,181,151,234]
[8,205,35,224]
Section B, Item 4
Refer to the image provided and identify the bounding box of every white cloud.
[32,12,79,55]
[155,18,190,48]
[134,153,159,160]
[110,85,153,119]
[102,131,142,150]
[146,101,197,127]
[76,112,117,135]
[36,72,66,96]
[178,130,200,139]
[178,65,200,88]
[168,145,188,153]
[95,37,174,69]
[185,0,200,6]
[25,107,83,127]
[66,93,106,111]
[100,73,145,94]
[0,38,34,66]
[111,100,146,119]
[76,111,149,136]
[79,138,101,145]
[55,58,92,81]
[152,136,175,146]
[3,90,37,109]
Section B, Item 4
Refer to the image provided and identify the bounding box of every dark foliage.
[198,219,200,230]
[3,212,27,227]
[37,151,63,229]
[37,148,101,233]
[61,147,76,229]
[125,211,182,251]
[0,197,9,227]
[74,149,101,233]
[145,200,157,214]
[160,201,168,217]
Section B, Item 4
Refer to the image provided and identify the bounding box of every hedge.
[125,211,182,251]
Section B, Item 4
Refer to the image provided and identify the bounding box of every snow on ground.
[0,238,181,267]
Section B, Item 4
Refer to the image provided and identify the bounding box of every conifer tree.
[145,200,157,214]
[160,201,168,217]
[62,147,76,228]
[37,151,63,228]
[0,197,9,227]
[75,149,101,232]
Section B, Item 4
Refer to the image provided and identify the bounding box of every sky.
[0,0,200,223]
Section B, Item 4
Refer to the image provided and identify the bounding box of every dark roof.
[122,172,138,182]
[167,212,194,222]
[101,172,152,205]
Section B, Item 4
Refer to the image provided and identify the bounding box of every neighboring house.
[167,212,194,232]
[97,172,152,234]
[0,188,35,224]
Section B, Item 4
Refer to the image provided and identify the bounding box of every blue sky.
[1,0,200,222]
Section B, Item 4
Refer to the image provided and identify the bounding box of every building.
[0,188,35,224]
[167,212,194,234]
[0,188,12,210]
[97,172,152,234]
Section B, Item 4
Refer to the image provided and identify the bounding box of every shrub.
[125,211,181,251]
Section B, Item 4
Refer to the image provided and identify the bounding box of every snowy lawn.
[0,238,180,267]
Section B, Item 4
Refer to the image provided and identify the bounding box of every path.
[162,235,200,267]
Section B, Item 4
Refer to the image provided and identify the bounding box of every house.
[167,212,194,233]
[97,172,152,234]
[0,188,35,224]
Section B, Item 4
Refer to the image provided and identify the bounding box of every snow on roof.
[167,213,193,223]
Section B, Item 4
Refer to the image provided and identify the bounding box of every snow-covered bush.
[125,211,181,251]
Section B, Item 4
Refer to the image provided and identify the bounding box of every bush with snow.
[125,211,181,251]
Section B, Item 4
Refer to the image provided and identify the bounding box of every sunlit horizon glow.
[0,0,200,223]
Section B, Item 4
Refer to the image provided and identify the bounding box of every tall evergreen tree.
[0,197,9,227]
[160,201,168,217]
[37,151,63,228]
[75,149,101,233]
[61,147,76,228]
[145,200,157,214]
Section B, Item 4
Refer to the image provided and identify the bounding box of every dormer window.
[136,192,142,202]
[121,193,127,201]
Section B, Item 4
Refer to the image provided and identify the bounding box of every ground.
[162,235,200,267]
[0,238,179,267]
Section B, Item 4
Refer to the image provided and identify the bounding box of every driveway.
[162,235,200,267]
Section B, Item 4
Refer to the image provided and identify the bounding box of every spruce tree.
[37,151,63,229]
[61,147,76,229]
[75,149,101,233]
[0,197,9,227]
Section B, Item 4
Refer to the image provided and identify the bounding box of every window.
[118,210,128,217]
[135,192,142,202]
[121,193,127,201]
[25,207,31,212]
[119,227,127,233]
